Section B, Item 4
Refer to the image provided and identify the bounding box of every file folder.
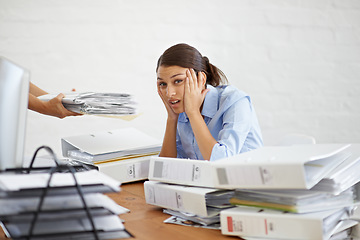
[144,181,234,218]
[61,127,161,163]
[97,154,156,183]
[220,206,356,240]
[212,144,351,189]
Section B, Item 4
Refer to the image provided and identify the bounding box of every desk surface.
[108,181,239,240]
[0,181,240,240]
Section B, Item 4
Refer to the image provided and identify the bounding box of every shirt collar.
[179,85,218,122]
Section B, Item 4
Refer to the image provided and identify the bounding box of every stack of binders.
[147,143,360,239]
[62,127,162,183]
[144,180,234,229]
[0,169,132,239]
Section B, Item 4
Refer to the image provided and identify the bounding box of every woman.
[157,43,263,161]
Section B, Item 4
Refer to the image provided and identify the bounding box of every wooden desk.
[108,181,240,240]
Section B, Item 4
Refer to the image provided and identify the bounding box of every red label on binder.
[265,219,268,235]
[227,216,233,232]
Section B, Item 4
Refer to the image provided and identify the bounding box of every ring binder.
[0,146,100,240]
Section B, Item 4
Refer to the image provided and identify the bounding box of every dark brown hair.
[156,43,228,86]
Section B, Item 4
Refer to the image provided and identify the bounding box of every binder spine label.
[217,166,270,186]
[126,161,148,180]
[127,164,136,179]
[144,184,185,211]
[175,192,183,209]
[152,160,202,183]
[223,215,268,236]
[227,217,233,232]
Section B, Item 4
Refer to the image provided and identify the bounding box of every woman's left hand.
[184,69,209,118]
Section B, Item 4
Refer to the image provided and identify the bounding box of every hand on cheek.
[184,69,209,117]
[158,87,178,120]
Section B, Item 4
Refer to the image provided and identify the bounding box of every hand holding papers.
[38,92,138,119]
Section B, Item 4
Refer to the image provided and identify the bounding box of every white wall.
[0,0,359,158]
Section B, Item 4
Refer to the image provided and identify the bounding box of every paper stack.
[38,92,137,117]
[144,180,234,229]
[0,170,131,239]
[147,143,360,239]
[62,128,162,183]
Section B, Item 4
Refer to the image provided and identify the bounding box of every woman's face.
[157,65,187,114]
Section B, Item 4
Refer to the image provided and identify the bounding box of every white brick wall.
[0,0,359,157]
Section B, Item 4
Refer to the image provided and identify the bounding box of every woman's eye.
[175,79,183,84]
[158,82,166,87]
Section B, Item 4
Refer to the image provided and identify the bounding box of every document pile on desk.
[146,143,360,239]
[144,181,234,229]
[145,155,232,229]
[62,127,162,183]
[0,170,132,239]
[38,92,137,117]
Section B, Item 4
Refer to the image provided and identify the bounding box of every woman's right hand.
[158,88,179,121]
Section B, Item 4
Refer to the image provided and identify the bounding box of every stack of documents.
[229,187,356,213]
[147,143,360,239]
[38,92,137,116]
[144,181,234,229]
[220,206,357,240]
[62,127,162,183]
[0,170,131,239]
[312,144,360,195]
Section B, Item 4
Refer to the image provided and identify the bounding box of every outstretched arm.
[28,82,82,119]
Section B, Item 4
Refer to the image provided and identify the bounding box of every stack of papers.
[62,128,162,183]
[38,92,137,116]
[229,187,356,213]
[312,144,360,195]
[0,170,132,239]
[144,181,234,229]
[147,143,360,239]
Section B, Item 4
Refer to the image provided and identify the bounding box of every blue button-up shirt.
[176,85,263,161]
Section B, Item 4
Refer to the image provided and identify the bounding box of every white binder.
[97,154,155,183]
[212,144,351,189]
[220,206,357,240]
[312,144,360,194]
[61,127,161,162]
[144,181,233,218]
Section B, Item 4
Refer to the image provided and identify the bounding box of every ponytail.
[202,56,228,87]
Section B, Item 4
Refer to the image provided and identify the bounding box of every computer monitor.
[0,56,29,170]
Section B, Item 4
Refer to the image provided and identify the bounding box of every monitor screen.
[0,56,29,170]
